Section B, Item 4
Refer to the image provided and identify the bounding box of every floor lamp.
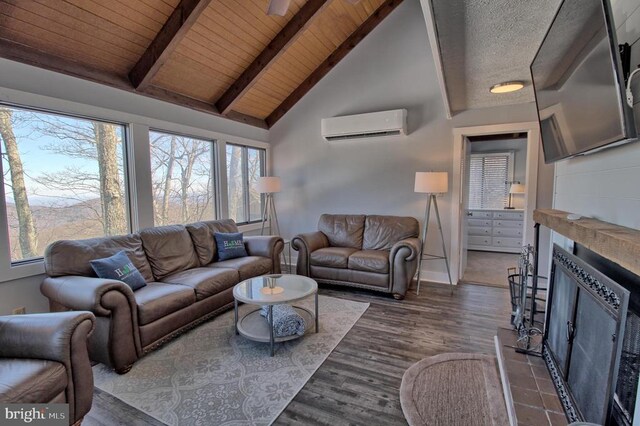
[414,172,453,295]
[256,176,281,236]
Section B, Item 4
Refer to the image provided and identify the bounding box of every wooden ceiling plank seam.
[197,10,265,58]
[265,0,403,127]
[0,4,140,65]
[308,23,340,51]
[269,48,316,78]
[129,0,213,89]
[187,25,251,69]
[0,38,267,128]
[13,0,149,54]
[182,34,252,74]
[52,0,152,48]
[288,32,326,63]
[243,81,291,102]
[154,56,234,95]
[157,53,236,89]
[215,0,330,114]
[220,0,284,41]
[236,91,281,112]
[90,0,168,33]
[200,6,267,51]
[213,2,278,47]
[0,22,128,75]
[111,0,170,26]
[331,1,361,33]
[229,0,290,34]
[178,40,250,79]
[241,85,287,106]
[137,0,179,17]
[64,0,158,40]
[285,42,324,70]
[299,28,335,59]
[246,68,299,94]
[234,97,277,117]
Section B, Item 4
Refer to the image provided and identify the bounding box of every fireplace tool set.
[508,244,546,355]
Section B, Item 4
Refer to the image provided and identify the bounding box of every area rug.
[400,353,509,426]
[93,295,369,426]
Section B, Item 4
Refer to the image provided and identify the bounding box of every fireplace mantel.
[534,208,640,277]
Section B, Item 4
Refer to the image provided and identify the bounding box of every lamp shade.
[509,183,526,194]
[256,176,281,193]
[415,172,448,194]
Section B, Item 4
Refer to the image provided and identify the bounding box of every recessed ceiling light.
[490,81,525,94]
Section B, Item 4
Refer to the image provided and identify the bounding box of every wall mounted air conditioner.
[321,109,408,142]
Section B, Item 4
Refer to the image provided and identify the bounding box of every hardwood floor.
[84,282,511,426]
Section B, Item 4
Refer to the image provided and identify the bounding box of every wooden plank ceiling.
[0,0,403,128]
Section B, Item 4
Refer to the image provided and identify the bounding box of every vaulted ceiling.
[0,0,403,128]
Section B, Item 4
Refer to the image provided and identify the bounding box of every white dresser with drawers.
[467,209,524,253]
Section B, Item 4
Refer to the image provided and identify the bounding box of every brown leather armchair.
[293,214,421,299]
[0,311,95,425]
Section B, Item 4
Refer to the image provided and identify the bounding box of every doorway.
[462,133,527,287]
[450,122,541,286]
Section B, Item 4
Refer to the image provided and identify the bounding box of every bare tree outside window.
[226,143,265,224]
[150,131,215,226]
[0,106,129,262]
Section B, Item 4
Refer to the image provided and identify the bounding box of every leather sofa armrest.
[291,232,329,276]
[389,237,421,299]
[41,276,135,317]
[0,311,94,362]
[244,235,285,273]
[0,312,96,422]
[41,276,141,374]
[390,237,421,262]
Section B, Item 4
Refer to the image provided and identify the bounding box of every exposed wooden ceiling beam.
[215,0,330,115]
[0,38,268,129]
[265,0,403,127]
[129,0,213,89]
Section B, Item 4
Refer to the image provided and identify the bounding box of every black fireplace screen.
[545,245,629,425]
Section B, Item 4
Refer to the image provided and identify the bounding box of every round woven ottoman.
[400,353,509,426]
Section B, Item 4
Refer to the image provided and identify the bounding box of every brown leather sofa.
[41,219,283,374]
[292,214,420,299]
[0,311,95,425]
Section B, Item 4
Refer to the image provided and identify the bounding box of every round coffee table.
[233,274,318,356]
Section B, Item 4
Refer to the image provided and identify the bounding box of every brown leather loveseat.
[41,219,283,374]
[292,214,420,299]
[0,311,95,425]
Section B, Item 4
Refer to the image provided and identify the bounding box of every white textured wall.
[269,0,552,283]
[553,0,640,230]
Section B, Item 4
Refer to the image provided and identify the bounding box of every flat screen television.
[531,0,637,164]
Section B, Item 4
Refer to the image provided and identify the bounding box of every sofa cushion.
[90,250,147,291]
[161,267,239,301]
[363,215,419,250]
[214,232,248,261]
[207,256,272,280]
[186,219,239,265]
[0,359,67,403]
[134,282,196,325]
[348,250,390,273]
[44,234,154,282]
[310,247,358,269]
[139,225,199,280]
[318,214,365,249]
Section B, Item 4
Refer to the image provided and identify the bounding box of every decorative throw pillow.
[214,232,248,261]
[90,251,147,291]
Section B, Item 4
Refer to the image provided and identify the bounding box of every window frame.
[0,101,133,267]
[225,142,267,226]
[0,90,269,284]
[468,151,515,210]
[148,128,219,225]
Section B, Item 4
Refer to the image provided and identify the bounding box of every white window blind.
[469,152,513,209]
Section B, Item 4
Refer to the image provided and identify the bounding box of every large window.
[0,105,129,263]
[149,130,216,226]
[226,144,265,224]
[469,152,514,209]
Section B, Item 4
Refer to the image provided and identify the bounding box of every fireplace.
[544,244,630,424]
[574,244,640,426]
